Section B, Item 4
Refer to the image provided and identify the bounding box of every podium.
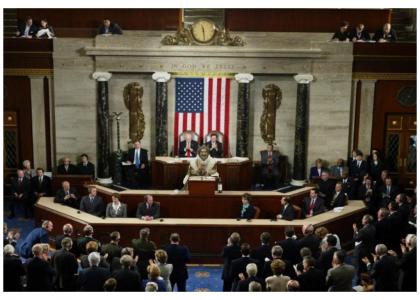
[188,176,217,196]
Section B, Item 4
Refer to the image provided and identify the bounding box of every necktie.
[65,166,68,172]
[308,198,316,214]
[357,161,361,168]
[387,186,390,195]
[135,150,140,168]
[39,176,42,184]
[186,142,191,157]
[19,178,22,184]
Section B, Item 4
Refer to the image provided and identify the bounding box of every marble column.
[92,72,112,178]
[291,74,314,186]
[358,80,377,155]
[152,72,171,156]
[235,73,254,157]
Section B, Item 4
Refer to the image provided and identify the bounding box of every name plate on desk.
[188,176,217,196]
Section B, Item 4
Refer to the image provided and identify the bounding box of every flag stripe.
[224,79,231,156]
[208,78,213,133]
[174,111,179,155]
[211,79,217,131]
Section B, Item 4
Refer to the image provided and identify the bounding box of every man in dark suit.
[3,244,25,291]
[77,225,100,256]
[163,233,191,291]
[79,252,111,291]
[80,186,105,217]
[389,234,417,291]
[297,256,326,291]
[340,171,355,199]
[348,23,371,42]
[18,220,53,259]
[352,214,376,278]
[373,23,397,42]
[326,250,355,291]
[112,255,142,291]
[302,188,325,218]
[55,223,78,255]
[239,193,256,219]
[221,232,242,291]
[10,169,32,218]
[126,140,149,188]
[51,237,78,291]
[251,232,272,272]
[349,151,368,184]
[316,235,338,276]
[54,180,79,208]
[236,263,265,291]
[377,177,399,208]
[277,227,300,265]
[206,133,223,158]
[229,243,259,291]
[260,144,281,188]
[277,197,295,221]
[136,194,160,220]
[101,231,122,264]
[330,182,348,208]
[296,224,321,258]
[26,243,55,291]
[16,17,38,38]
[31,168,52,201]
[358,177,377,215]
[178,132,199,157]
[77,153,95,177]
[331,21,349,41]
[318,171,337,208]
[375,208,390,247]
[261,245,297,280]
[387,201,404,252]
[309,159,327,180]
[98,19,123,35]
[57,157,78,175]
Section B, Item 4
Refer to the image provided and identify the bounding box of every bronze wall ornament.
[123,82,145,143]
[260,84,282,145]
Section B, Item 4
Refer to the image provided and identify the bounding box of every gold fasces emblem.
[123,82,145,143]
[260,84,282,145]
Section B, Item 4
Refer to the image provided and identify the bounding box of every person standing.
[163,233,191,291]
[10,169,31,218]
[77,153,95,177]
[18,220,53,259]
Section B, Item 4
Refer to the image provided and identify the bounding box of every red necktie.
[186,142,191,157]
[308,198,316,214]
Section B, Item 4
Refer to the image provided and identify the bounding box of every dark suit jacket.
[318,179,337,206]
[127,148,149,168]
[358,184,375,202]
[55,234,78,255]
[3,254,25,291]
[17,24,38,37]
[262,258,297,280]
[297,267,326,291]
[178,140,199,157]
[26,257,55,291]
[79,266,111,291]
[374,218,390,246]
[11,177,31,199]
[348,28,371,41]
[316,247,338,275]
[251,244,271,271]
[31,175,52,196]
[280,204,295,221]
[77,236,101,256]
[206,141,223,158]
[326,263,355,291]
[377,184,399,206]
[297,234,321,258]
[229,256,259,290]
[239,204,256,219]
[236,275,265,291]
[101,242,122,263]
[309,167,328,179]
[341,177,355,199]
[353,224,376,260]
[331,30,349,41]
[368,161,383,183]
[387,211,404,250]
[57,163,78,175]
[77,162,95,177]
[221,244,242,280]
[373,29,397,42]
[398,247,417,291]
[349,160,368,181]
[54,187,79,208]
[51,248,79,290]
[112,269,141,291]
[136,201,160,219]
[330,191,348,208]
[164,243,191,281]
[80,195,105,217]
[98,23,123,35]
[302,197,325,217]
[370,255,399,291]
[278,238,301,265]
[260,150,280,176]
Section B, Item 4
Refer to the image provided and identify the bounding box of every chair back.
[292,205,302,219]
[254,206,261,219]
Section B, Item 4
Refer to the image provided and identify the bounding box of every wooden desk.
[94,185,312,219]
[151,157,252,190]
[35,197,367,263]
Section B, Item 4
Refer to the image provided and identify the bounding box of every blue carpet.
[186,266,223,292]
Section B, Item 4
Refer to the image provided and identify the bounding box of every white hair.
[375,244,388,256]
[145,281,158,292]
[4,244,15,255]
[248,281,262,292]
[88,251,100,267]
[246,263,258,277]
[406,234,417,249]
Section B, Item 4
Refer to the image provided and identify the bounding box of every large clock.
[190,19,217,44]
[398,86,416,107]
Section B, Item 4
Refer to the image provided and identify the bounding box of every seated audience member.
[315,226,341,250]
[3,244,25,291]
[54,180,79,208]
[368,150,383,184]
[101,231,122,263]
[277,197,295,221]
[277,227,300,265]
[302,189,325,218]
[80,241,110,269]
[155,249,173,291]
[309,158,327,180]
[112,255,141,291]
[349,151,368,184]
[9,169,31,218]
[349,23,371,42]
[18,220,53,259]
[296,256,326,291]
[36,19,54,38]
[103,278,117,292]
[26,243,55,291]
[163,233,191,292]
[80,186,105,217]
[260,144,281,187]
[326,250,355,291]
[261,245,296,280]
[358,177,377,215]
[98,18,123,35]
[125,140,149,188]
[352,214,376,278]
[55,223,77,255]
[79,252,111,291]
[22,159,35,179]
[3,223,20,248]
[229,243,259,291]
[57,157,78,175]
[141,264,167,291]
[178,132,199,157]
[236,263,265,291]
[297,224,321,258]
[340,171,355,199]
[378,177,399,208]
[348,149,358,168]
[330,158,347,178]
[16,16,38,38]
[318,171,336,207]
[316,235,338,276]
[106,193,127,218]
[222,232,242,291]
[239,193,256,219]
[286,279,300,291]
[206,133,223,158]
[248,281,262,292]
[373,23,397,42]
[51,237,78,291]
[251,232,272,271]
[376,169,389,188]
[136,194,160,220]
[77,224,101,256]
[331,21,350,41]
[362,244,398,291]
[330,182,348,208]
[265,259,290,291]
[77,153,95,177]
[31,167,52,200]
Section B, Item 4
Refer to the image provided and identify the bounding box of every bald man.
[57,157,78,175]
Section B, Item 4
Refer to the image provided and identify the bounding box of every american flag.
[174,77,231,156]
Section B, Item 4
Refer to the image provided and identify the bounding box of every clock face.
[191,19,217,43]
[398,86,416,107]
